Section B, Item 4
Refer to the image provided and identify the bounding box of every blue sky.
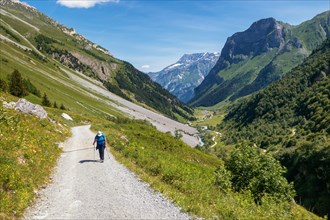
[24,0,329,72]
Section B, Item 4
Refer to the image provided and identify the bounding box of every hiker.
[93,131,107,163]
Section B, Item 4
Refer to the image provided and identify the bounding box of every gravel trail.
[24,125,190,219]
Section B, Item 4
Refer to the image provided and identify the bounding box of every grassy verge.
[92,118,318,219]
[0,94,72,219]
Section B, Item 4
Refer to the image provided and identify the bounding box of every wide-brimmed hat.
[97,131,102,136]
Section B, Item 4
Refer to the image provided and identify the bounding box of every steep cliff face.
[222,18,287,62]
[190,11,330,107]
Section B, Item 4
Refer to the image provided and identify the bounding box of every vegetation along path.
[24,125,189,219]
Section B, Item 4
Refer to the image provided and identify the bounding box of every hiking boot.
[100,160,104,163]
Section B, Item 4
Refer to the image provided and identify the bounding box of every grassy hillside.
[0,0,194,121]
[218,38,330,216]
[0,42,123,119]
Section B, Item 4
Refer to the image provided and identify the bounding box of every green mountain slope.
[0,0,194,121]
[219,39,330,216]
[190,11,330,107]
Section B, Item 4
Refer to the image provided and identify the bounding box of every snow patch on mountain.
[147,52,219,103]
[166,63,182,70]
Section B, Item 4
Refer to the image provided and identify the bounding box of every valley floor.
[23,125,189,219]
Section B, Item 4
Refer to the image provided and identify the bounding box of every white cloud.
[56,0,119,8]
[141,65,150,69]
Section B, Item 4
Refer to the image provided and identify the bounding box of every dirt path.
[24,125,189,219]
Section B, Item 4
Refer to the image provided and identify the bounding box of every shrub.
[225,145,295,203]
[214,164,232,191]
[174,129,183,139]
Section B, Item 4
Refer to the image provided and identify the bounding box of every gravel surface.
[24,125,190,220]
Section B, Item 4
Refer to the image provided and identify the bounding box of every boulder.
[61,113,73,121]
[15,99,48,119]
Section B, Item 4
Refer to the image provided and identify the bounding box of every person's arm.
[104,137,107,148]
[93,137,96,146]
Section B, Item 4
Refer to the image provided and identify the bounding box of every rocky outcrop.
[71,52,117,81]
[49,49,117,81]
[3,98,47,119]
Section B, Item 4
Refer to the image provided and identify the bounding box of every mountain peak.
[147,52,219,103]
[253,17,277,25]
[221,17,286,62]
[178,52,219,65]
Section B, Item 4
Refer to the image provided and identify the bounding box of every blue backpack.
[96,134,105,146]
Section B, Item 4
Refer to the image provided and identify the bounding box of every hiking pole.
[105,146,111,159]
[93,144,95,160]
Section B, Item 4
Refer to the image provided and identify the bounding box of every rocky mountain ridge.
[147,52,219,103]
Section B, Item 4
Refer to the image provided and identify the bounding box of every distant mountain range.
[147,52,219,103]
[189,11,330,106]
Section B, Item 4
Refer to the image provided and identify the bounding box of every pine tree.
[53,101,58,108]
[9,69,27,97]
[42,93,51,107]
[60,103,66,110]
